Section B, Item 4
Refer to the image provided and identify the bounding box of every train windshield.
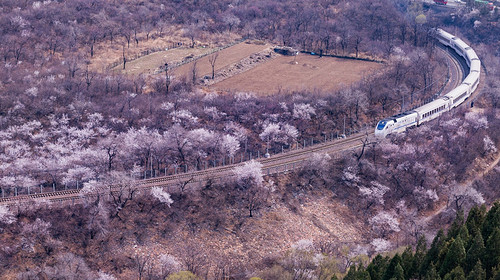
[376,120,387,130]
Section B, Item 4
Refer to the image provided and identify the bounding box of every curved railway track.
[0,133,371,205]
[440,45,467,92]
[0,41,468,207]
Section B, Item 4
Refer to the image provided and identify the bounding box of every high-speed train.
[375,29,481,137]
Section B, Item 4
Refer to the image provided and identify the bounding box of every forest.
[341,203,500,280]
[0,0,453,193]
[0,0,499,279]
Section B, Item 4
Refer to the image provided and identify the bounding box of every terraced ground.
[172,42,272,79]
[104,38,383,96]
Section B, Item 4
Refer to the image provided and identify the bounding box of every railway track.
[0,40,465,207]
[441,45,467,91]
[0,132,371,206]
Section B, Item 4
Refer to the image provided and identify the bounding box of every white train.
[375,29,481,137]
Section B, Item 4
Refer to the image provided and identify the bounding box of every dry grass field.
[88,26,242,73]
[211,53,383,94]
[93,35,382,96]
[107,40,271,78]
[172,42,272,79]
[113,47,215,75]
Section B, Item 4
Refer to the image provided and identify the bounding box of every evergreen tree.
[414,236,427,279]
[425,264,441,280]
[391,264,405,280]
[367,255,389,280]
[466,260,486,280]
[492,264,500,280]
[458,226,470,248]
[465,232,485,273]
[437,239,454,274]
[440,237,466,277]
[485,228,500,274]
[382,254,402,280]
[466,205,486,237]
[360,203,500,280]
[357,264,372,280]
[422,230,446,276]
[344,265,357,280]
[443,267,466,280]
[401,246,416,280]
[448,210,465,240]
[331,274,340,280]
[482,202,500,242]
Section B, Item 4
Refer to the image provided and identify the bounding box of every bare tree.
[184,25,200,48]
[9,36,27,62]
[44,252,96,279]
[109,180,138,221]
[84,65,96,90]
[181,243,207,276]
[66,56,81,78]
[353,34,363,58]
[122,44,127,70]
[134,253,151,280]
[191,61,198,85]
[164,62,170,95]
[208,52,219,80]
[86,200,110,240]
[232,160,269,217]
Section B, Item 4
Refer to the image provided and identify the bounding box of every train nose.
[374,129,386,138]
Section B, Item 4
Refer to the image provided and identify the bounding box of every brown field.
[172,42,272,79]
[113,47,216,75]
[211,53,383,94]
[88,25,242,73]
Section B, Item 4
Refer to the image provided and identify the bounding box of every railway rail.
[0,132,371,206]
[0,33,469,207]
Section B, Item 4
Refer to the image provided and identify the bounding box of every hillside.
[0,0,500,279]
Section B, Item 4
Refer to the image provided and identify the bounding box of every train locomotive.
[375,29,481,138]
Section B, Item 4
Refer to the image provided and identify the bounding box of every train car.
[462,71,480,94]
[414,98,449,125]
[470,58,481,73]
[450,37,470,59]
[434,0,448,4]
[443,84,470,108]
[375,111,418,137]
[464,47,479,61]
[374,29,480,138]
[435,29,454,46]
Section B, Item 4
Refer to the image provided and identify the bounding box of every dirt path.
[478,152,500,179]
[423,151,500,224]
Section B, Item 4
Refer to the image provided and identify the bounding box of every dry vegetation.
[211,53,383,94]
[112,47,215,76]
[1,0,500,278]
[173,42,272,80]
[89,27,241,73]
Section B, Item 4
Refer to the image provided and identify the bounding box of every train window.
[376,121,387,130]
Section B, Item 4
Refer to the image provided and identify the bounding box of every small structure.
[273,46,299,56]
